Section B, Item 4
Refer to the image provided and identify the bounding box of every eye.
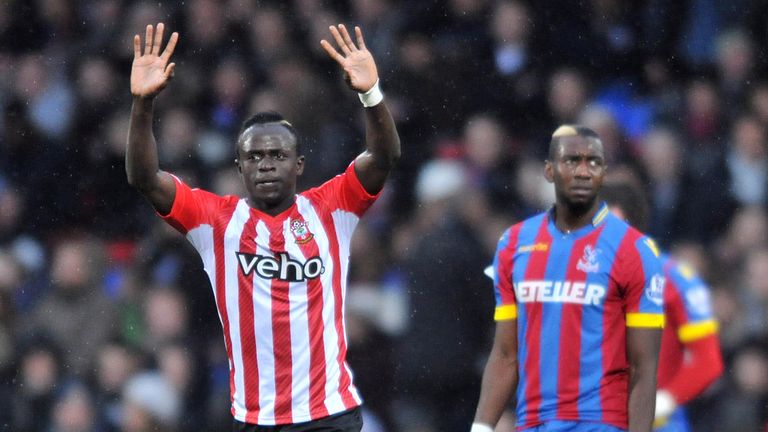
[274,152,287,160]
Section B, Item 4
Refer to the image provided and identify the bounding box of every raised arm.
[320,25,400,195]
[627,327,662,432]
[473,319,518,431]
[126,23,179,215]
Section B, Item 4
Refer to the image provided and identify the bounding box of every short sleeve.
[304,162,381,216]
[493,227,518,321]
[159,174,221,234]
[667,261,718,342]
[622,236,665,328]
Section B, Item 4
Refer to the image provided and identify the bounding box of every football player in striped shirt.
[126,23,399,431]
[472,126,665,432]
[601,182,724,432]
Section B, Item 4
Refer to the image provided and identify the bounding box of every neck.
[553,199,600,233]
[248,195,296,216]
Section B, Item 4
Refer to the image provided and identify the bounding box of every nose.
[257,158,275,171]
[574,160,592,178]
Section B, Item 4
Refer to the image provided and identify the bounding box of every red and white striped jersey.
[160,163,378,425]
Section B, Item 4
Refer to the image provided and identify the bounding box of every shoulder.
[498,212,548,246]
[664,256,706,292]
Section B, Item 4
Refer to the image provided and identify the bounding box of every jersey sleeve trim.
[626,312,665,328]
[348,161,381,201]
[494,304,517,321]
[678,320,719,342]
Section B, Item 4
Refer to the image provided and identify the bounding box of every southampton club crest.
[576,244,601,273]
[290,219,314,244]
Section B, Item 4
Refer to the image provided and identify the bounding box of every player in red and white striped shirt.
[126,22,400,431]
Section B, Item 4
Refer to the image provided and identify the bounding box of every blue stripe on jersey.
[514,213,548,420]
[634,236,665,315]
[537,222,576,421]
[493,228,512,306]
[578,217,629,419]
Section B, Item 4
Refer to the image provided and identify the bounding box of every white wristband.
[358,79,384,107]
[470,423,494,432]
[654,390,677,419]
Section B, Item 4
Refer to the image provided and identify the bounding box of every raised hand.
[131,23,179,99]
[320,25,379,93]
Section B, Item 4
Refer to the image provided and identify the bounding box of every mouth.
[254,179,281,191]
[255,179,280,186]
[570,186,593,195]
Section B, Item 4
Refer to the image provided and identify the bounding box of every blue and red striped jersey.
[492,203,665,430]
[657,254,721,402]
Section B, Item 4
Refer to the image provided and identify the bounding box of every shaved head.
[548,125,603,161]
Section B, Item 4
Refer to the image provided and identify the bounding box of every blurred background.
[1,0,768,431]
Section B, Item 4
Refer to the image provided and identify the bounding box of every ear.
[296,155,305,176]
[234,158,242,174]
[544,160,554,183]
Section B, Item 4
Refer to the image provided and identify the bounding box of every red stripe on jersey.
[238,215,261,422]
[316,209,357,409]
[657,277,685,388]
[557,226,605,419]
[214,214,237,414]
[291,213,330,419]
[601,229,641,425]
[522,217,552,426]
[268,218,293,421]
[498,225,522,304]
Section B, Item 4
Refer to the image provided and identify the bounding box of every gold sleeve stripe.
[592,206,610,226]
[494,304,518,321]
[678,320,718,342]
[626,313,665,328]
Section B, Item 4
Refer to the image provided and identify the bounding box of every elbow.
[388,145,402,167]
[373,145,401,171]
[385,138,402,167]
[707,354,725,385]
[126,170,154,192]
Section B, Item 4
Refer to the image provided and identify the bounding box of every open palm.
[320,25,379,93]
[131,23,178,99]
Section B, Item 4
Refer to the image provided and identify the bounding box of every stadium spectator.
[396,159,493,432]
[22,236,117,377]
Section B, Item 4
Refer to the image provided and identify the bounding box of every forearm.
[126,96,162,190]
[662,336,724,404]
[628,362,658,432]
[363,101,400,170]
[474,349,518,427]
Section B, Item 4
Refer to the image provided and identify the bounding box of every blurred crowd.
[2,0,768,431]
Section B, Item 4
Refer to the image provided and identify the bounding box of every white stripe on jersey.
[224,200,251,420]
[186,224,216,296]
[297,197,346,415]
[254,219,277,424]
[331,209,363,404]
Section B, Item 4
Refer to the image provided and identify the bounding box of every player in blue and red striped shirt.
[601,181,724,432]
[472,126,665,432]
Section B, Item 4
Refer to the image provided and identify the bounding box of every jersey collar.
[547,201,610,236]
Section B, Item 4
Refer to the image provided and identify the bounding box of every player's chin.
[565,193,597,209]
[252,191,284,205]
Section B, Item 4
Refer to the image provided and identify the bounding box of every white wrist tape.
[358,79,384,107]
[470,423,494,432]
